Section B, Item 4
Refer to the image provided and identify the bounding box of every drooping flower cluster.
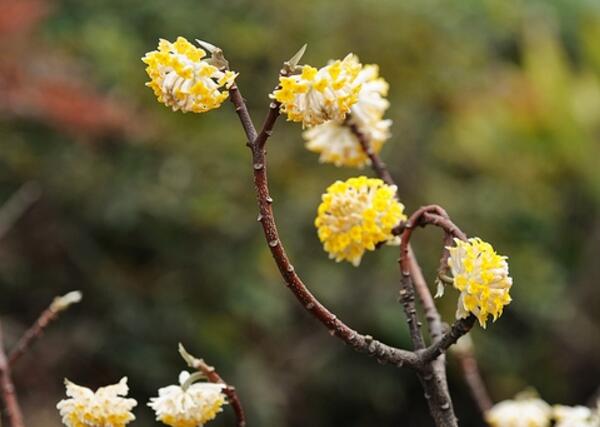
[315,176,406,266]
[142,37,237,113]
[486,396,552,427]
[271,54,362,127]
[553,404,600,427]
[57,378,137,427]
[486,395,600,427]
[148,371,228,427]
[304,63,392,167]
[447,237,513,328]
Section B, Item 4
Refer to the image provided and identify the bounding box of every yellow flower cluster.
[315,176,406,266]
[148,371,228,427]
[56,378,137,427]
[271,54,362,127]
[303,63,392,168]
[142,37,237,113]
[447,238,513,328]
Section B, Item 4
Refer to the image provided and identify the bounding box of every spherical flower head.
[142,37,237,113]
[315,176,406,266]
[447,237,513,328]
[553,404,600,427]
[486,397,551,427]
[148,371,228,427]
[271,53,362,127]
[56,377,137,427]
[303,63,391,168]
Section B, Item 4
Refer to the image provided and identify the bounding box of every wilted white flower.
[486,396,551,427]
[57,377,137,427]
[553,404,600,427]
[149,371,228,427]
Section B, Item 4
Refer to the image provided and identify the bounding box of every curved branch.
[350,125,460,426]
[399,207,475,362]
[229,92,420,369]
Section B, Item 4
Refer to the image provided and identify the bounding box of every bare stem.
[348,122,395,186]
[451,337,493,414]
[179,344,246,427]
[8,291,81,366]
[229,89,420,369]
[0,322,25,427]
[419,317,476,364]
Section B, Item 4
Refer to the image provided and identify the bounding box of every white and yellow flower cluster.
[486,395,600,427]
[304,63,392,168]
[271,54,362,127]
[447,237,513,328]
[148,371,228,427]
[553,404,600,427]
[57,377,137,427]
[486,396,552,427]
[315,176,406,266]
[142,37,237,113]
[57,372,229,427]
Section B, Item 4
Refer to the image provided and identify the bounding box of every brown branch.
[350,123,460,425]
[398,265,426,350]
[179,344,246,427]
[419,316,476,364]
[348,122,395,186]
[398,205,466,347]
[422,212,467,241]
[350,121,452,347]
[0,322,25,427]
[397,206,487,418]
[399,207,475,364]
[450,337,493,414]
[229,85,257,144]
[229,90,420,369]
[8,291,81,366]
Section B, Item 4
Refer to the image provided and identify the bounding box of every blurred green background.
[1,0,599,425]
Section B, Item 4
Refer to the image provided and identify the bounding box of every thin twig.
[179,344,246,427]
[450,336,493,414]
[419,317,476,364]
[0,322,24,427]
[228,85,257,144]
[8,291,82,366]
[348,122,395,186]
[229,90,420,369]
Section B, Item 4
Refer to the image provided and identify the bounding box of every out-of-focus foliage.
[1,0,599,425]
